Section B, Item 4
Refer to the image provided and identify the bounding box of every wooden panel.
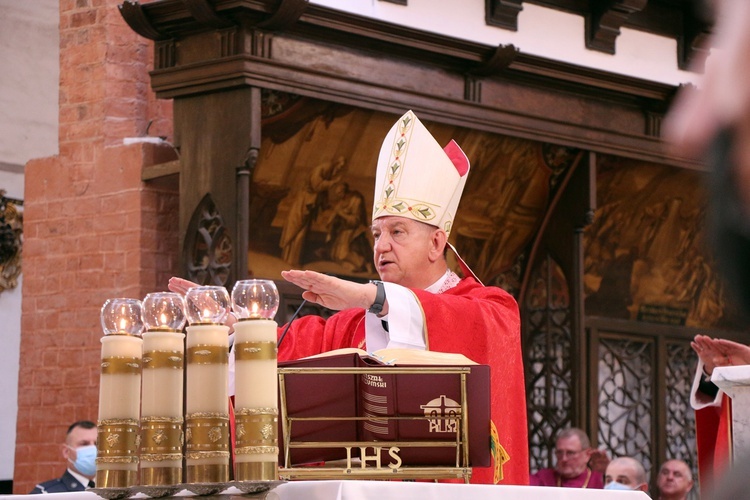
[174,88,258,284]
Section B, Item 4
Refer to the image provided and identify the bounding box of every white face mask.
[605,481,634,491]
[67,444,97,477]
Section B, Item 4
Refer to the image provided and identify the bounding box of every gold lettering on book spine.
[186,345,228,364]
[234,341,277,361]
[101,357,141,374]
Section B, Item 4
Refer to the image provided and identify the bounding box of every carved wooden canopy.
[118,0,706,170]
[487,0,711,70]
[121,0,713,71]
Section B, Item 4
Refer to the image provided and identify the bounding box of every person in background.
[29,420,97,494]
[689,334,748,489]
[530,427,609,488]
[655,459,694,500]
[604,456,649,492]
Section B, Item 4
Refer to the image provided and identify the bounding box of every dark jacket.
[29,470,90,494]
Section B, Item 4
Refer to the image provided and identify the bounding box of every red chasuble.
[695,394,732,492]
[276,276,529,485]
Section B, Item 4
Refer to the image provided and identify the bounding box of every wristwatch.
[368,280,386,315]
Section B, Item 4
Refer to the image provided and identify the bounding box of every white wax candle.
[186,324,229,413]
[141,331,184,480]
[142,331,184,418]
[185,324,230,482]
[99,335,143,420]
[98,334,143,485]
[233,320,278,469]
[233,320,277,409]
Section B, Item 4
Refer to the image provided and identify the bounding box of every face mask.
[68,444,97,477]
[604,481,633,491]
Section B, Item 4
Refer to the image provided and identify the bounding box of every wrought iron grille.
[665,341,699,482]
[597,336,654,473]
[525,255,573,472]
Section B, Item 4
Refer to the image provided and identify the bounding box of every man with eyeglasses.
[530,427,609,488]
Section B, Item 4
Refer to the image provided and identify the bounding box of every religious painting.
[248,93,563,287]
[0,190,22,294]
[583,155,741,329]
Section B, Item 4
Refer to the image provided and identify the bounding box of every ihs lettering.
[344,446,402,470]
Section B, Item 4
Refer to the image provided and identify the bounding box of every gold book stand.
[277,365,478,483]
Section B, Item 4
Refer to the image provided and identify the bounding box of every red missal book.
[277,349,491,469]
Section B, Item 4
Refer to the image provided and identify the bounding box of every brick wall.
[13,0,176,493]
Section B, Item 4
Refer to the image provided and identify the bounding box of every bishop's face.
[371,216,441,289]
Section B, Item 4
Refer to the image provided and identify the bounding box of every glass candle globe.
[231,279,279,320]
[101,298,144,336]
[142,292,187,331]
[184,286,230,325]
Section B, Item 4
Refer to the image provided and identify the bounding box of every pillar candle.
[185,324,230,484]
[233,319,278,481]
[97,334,143,488]
[140,330,184,486]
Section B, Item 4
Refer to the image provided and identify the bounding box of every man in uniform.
[170,110,528,485]
[29,420,97,494]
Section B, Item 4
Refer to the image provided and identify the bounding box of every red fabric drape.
[695,394,733,494]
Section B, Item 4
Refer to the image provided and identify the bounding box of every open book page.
[302,347,369,360]
[373,348,477,366]
[303,347,477,365]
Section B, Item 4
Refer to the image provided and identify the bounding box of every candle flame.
[250,302,260,318]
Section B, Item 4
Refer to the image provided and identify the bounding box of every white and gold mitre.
[372,110,470,236]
